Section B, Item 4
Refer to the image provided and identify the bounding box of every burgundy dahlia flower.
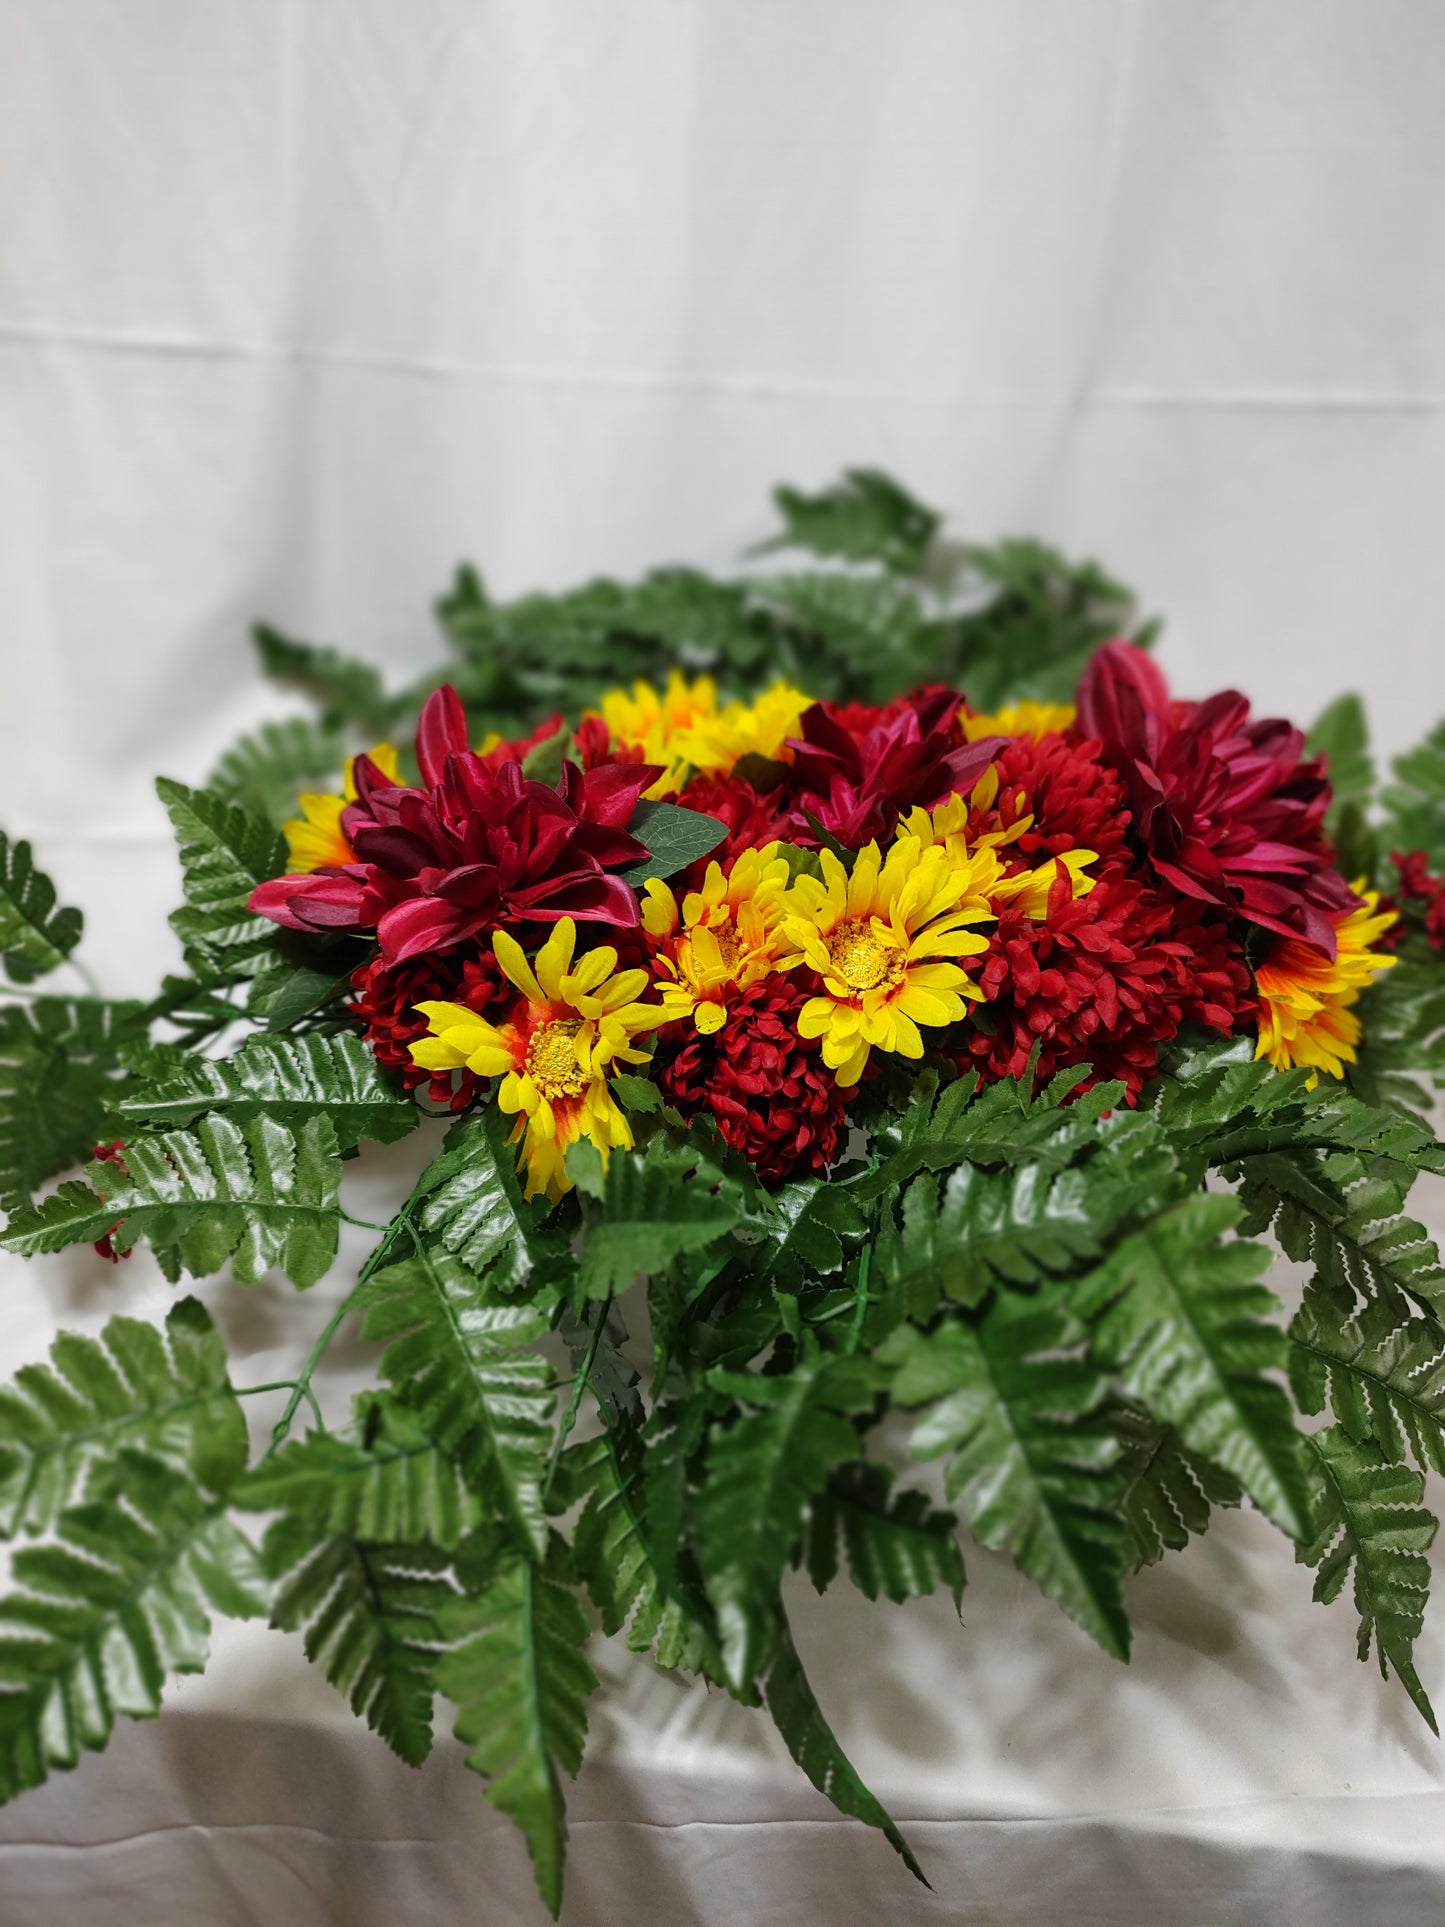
[1077,641,1356,957]
[250,686,662,965]
[778,689,1003,850]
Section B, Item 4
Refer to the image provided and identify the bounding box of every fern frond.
[436,1531,597,1920]
[416,1106,569,1296]
[803,1460,964,1608]
[1300,1425,1438,1732]
[155,777,285,977]
[118,1030,417,1150]
[0,1451,266,1803]
[0,832,83,984]
[253,625,395,732]
[263,1514,451,1766]
[356,1251,555,1558]
[236,1397,481,1548]
[559,1432,721,1678]
[764,1618,926,1885]
[1290,1282,1445,1474]
[207,716,350,823]
[698,1343,876,1693]
[1236,1148,1445,1315]
[1071,1193,1311,1539]
[886,1288,1129,1657]
[762,468,942,575]
[0,997,144,1210]
[0,1112,343,1289]
[575,1134,745,1300]
[0,1297,245,1537]
[1107,1402,1242,1572]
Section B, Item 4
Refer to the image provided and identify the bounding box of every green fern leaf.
[885,1288,1129,1657]
[575,1135,744,1300]
[803,1460,964,1608]
[1348,950,1445,1114]
[0,1113,343,1289]
[698,1344,879,1693]
[764,1180,867,1294]
[856,1066,1127,1198]
[236,1397,481,1548]
[559,1432,722,1678]
[263,1515,451,1765]
[0,831,83,984]
[118,1030,417,1150]
[0,998,144,1210]
[764,1619,926,1884]
[1236,1148,1445,1316]
[1383,718,1445,868]
[1072,1193,1312,1539]
[1300,1425,1438,1732]
[0,1450,266,1803]
[1307,692,1375,823]
[1107,1402,1242,1572]
[417,1106,568,1295]
[155,777,286,976]
[0,1297,245,1537]
[763,468,941,574]
[1290,1283,1445,1474]
[207,716,350,823]
[877,1155,1145,1319]
[254,625,396,732]
[436,1531,597,1919]
[356,1251,555,1558]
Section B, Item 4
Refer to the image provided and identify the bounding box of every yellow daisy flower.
[1254,887,1398,1086]
[411,918,666,1201]
[592,671,810,797]
[962,700,1077,742]
[899,789,1097,921]
[778,839,998,1086]
[283,743,401,874]
[641,842,792,1033]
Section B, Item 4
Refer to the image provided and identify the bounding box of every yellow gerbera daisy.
[899,790,1097,920]
[1254,887,1398,1086]
[591,671,810,797]
[283,743,401,874]
[962,700,1077,742]
[641,842,792,1033]
[410,918,666,1202]
[778,839,998,1085]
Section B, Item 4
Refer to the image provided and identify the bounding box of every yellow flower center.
[828,919,903,993]
[526,1018,589,1099]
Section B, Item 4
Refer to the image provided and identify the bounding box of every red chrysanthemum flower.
[956,869,1251,1102]
[778,690,1002,850]
[350,946,508,1111]
[1392,850,1445,951]
[656,974,853,1183]
[1077,641,1356,956]
[963,730,1134,873]
[250,686,662,965]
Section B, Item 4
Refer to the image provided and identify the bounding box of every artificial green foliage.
[0,832,83,984]
[436,1530,598,1918]
[0,1296,245,1537]
[1300,1425,1439,1732]
[0,472,1443,1918]
[207,716,351,823]
[0,1450,267,1803]
[0,1112,342,1288]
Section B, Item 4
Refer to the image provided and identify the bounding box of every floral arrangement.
[1,471,1444,1916]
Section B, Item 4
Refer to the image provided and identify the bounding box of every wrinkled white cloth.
[3,2,1445,1922]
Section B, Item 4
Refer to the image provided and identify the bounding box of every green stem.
[237,1378,327,1432]
[545,1296,611,1498]
[266,1305,348,1455]
[341,1209,391,1232]
[847,1246,872,1354]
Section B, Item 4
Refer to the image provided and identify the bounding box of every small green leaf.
[621,802,728,886]
[0,831,83,984]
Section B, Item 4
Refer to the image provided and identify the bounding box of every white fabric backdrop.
[3,3,1445,1923]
